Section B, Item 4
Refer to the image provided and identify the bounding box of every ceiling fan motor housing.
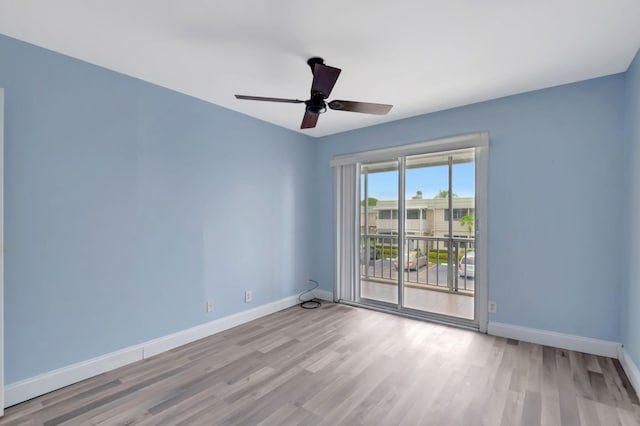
[305,94,327,115]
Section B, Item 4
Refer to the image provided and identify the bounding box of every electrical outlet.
[245,290,252,303]
[206,300,214,312]
[488,300,497,314]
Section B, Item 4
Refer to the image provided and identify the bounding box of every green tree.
[434,190,458,198]
[460,214,474,235]
[361,197,378,207]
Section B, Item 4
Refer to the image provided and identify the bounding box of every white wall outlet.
[206,300,214,312]
[245,290,252,303]
[488,300,497,314]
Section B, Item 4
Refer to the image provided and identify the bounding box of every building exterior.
[361,197,475,240]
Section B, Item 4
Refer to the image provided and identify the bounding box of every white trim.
[620,348,640,396]
[488,322,621,358]
[4,294,301,408]
[143,295,299,358]
[313,289,334,302]
[4,347,144,407]
[334,167,341,302]
[0,88,4,416]
[330,131,489,167]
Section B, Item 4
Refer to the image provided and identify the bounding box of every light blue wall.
[313,75,626,342]
[0,35,314,383]
[0,31,635,387]
[623,49,640,366]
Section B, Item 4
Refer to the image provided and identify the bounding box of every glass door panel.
[402,149,476,320]
[359,161,399,305]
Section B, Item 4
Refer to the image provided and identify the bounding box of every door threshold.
[340,300,480,332]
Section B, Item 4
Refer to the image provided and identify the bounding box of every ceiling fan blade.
[311,63,341,98]
[235,95,304,104]
[328,100,393,115]
[301,111,319,129]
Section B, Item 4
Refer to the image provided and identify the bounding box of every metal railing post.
[454,241,459,292]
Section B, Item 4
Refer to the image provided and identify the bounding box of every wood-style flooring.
[0,303,638,425]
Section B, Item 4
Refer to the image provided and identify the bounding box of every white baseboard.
[619,348,640,396]
[313,289,334,302]
[488,321,621,358]
[4,346,144,407]
[143,295,299,358]
[4,294,301,408]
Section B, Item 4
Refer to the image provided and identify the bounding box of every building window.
[406,209,420,220]
[379,210,398,220]
[444,208,474,221]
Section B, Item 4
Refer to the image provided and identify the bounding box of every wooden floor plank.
[0,303,638,425]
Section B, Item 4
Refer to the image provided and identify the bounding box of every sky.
[363,162,475,201]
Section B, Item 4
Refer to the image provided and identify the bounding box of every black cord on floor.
[299,279,322,309]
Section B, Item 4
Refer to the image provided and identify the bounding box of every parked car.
[393,250,427,271]
[458,252,475,278]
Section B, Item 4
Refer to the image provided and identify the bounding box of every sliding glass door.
[357,148,478,327]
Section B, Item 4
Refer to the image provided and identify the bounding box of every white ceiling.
[1,1,639,138]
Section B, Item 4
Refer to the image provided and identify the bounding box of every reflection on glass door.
[357,148,477,324]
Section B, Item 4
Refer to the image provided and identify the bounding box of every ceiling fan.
[235,57,393,129]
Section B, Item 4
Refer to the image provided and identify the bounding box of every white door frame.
[331,132,489,332]
[1,88,5,415]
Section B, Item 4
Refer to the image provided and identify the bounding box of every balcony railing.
[360,234,475,293]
